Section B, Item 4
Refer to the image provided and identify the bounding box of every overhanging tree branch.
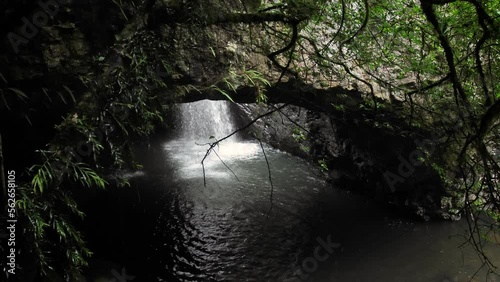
[267,21,300,80]
[201,103,290,186]
[405,73,451,96]
[420,0,472,113]
[155,11,303,25]
[341,0,369,45]
[470,0,493,106]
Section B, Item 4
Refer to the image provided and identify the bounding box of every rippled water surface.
[137,137,500,282]
[84,101,500,282]
[151,138,329,281]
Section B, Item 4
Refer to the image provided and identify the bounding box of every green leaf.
[209,46,217,57]
[1,91,11,111]
[224,78,237,92]
[42,88,52,103]
[56,92,67,104]
[0,72,7,84]
[7,88,28,101]
[211,85,235,102]
[63,86,76,103]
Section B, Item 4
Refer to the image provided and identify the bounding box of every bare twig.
[201,103,289,186]
[268,22,300,80]
[212,148,240,182]
[257,138,274,219]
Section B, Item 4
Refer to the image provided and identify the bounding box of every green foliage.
[111,0,129,21]
[211,85,235,102]
[209,46,217,58]
[102,30,171,139]
[0,87,28,111]
[300,144,310,152]
[17,29,175,280]
[22,145,108,279]
[283,0,327,20]
[292,127,306,141]
[242,69,271,103]
[69,162,107,188]
[17,185,93,279]
[31,161,54,194]
[318,159,328,172]
[331,103,345,112]
[215,68,271,103]
[360,98,376,109]
[430,162,448,184]
[291,127,310,152]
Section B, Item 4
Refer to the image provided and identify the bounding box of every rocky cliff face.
[237,103,459,221]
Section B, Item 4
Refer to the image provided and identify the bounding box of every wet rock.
[239,102,451,220]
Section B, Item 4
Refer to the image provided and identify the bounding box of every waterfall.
[166,100,259,180]
[178,100,238,142]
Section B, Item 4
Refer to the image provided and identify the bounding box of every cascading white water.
[165,100,259,180]
[178,100,239,142]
